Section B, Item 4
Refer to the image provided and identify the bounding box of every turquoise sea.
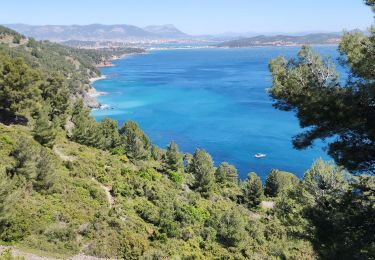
[92,46,344,180]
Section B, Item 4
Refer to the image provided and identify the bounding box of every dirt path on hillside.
[0,246,116,260]
[91,178,114,208]
[53,145,75,162]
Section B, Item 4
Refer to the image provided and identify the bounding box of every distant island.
[216,33,342,48]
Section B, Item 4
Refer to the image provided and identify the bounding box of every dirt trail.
[91,178,114,208]
[53,145,75,162]
[0,246,116,260]
[261,201,275,210]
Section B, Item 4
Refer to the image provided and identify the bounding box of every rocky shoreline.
[89,75,107,83]
[82,76,108,108]
[84,53,142,109]
[96,60,114,67]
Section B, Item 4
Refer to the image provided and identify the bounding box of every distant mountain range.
[4,23,191,41]
[4,24,361,46]
[216,33,343,47]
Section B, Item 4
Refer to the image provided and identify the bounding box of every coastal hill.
[4,23,191,42]
[217,33,342,47]
[0,25,144,108]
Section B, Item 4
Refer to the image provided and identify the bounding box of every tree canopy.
[0,55,42,123]
[269,20,375,173]
[190,149,215,194]
[215,162,238,184]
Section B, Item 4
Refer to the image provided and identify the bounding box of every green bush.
[138,168,161,181]
[0,136,14,145]
[167,170,183,184]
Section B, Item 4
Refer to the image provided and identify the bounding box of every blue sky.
[1,0,373,34]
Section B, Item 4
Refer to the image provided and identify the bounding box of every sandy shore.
[88,75,108,98]
[89,75,107,83]
[87,88,108,98]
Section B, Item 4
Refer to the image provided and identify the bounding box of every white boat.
[254,153,266,158]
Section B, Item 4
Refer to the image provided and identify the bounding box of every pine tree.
[71,101,102,147]
[120,121,150,160]
[151,144,165,161]
[0,56,42,123]
[7,138,56,191]
[98,118,121,150]
[265,169,299,197]
[34,149,57,191]
[269,7,375,173]
[190,149,215,194]
[120,121,150,150]
[183,153,193,172]
[165,141,184,172]
[7,137,39,181]
[123,131,148,161]
[40,75,70,125]
[33,105,57,148]
[218,209,247,247]
[243,172,263,208]
[215,162,238,184]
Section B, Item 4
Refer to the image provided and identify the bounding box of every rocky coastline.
[81,76,108,108]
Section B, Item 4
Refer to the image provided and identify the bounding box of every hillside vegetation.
[0,3,375,258]
[0,25,144,109]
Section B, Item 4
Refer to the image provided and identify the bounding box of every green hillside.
[0,25,144,108]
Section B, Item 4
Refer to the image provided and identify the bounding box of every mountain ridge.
[143,24,188,38]
[4,23,192,41]
[5,24,362,44]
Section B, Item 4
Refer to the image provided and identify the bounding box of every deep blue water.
[92,46,344,180]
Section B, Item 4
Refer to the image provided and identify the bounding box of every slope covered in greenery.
[0,25,144,107]
[0,118,373,259]
[0,124,312,259]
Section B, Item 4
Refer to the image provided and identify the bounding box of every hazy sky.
[1,0,373,35]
